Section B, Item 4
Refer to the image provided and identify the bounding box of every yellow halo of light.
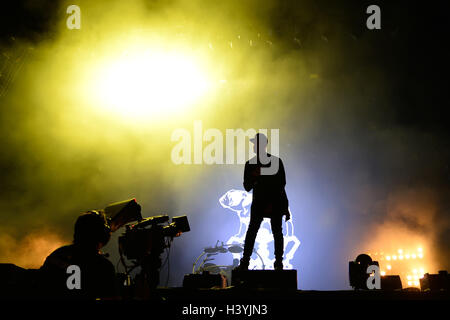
[91,49,211,120]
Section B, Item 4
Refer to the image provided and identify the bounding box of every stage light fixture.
[103,198,143,232]
[349,254,379,290]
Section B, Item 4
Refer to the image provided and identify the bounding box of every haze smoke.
[1,0,448,290]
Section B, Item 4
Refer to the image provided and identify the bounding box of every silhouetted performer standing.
[239,133,290,271]
[40,210,118,299]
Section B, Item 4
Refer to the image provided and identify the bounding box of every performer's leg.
[271,215,284,270]
[240,215,263,269]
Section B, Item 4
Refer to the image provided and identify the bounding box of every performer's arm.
[279,159,286,188]
[279,159,290,220]
[243,162,258,191]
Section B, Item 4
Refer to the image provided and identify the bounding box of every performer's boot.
[274,259,283,271]
[273,234,284,270]
[237,256,250,271]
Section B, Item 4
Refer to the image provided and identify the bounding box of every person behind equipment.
[40,210,118,299]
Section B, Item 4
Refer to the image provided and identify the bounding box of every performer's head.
[250,132,279,175]
[73,210,111,250]
[250,133,268,154]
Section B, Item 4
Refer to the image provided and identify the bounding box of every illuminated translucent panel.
[392,255,397,260]
[418,253,423,259]
[380,271,386,276]
[219,189,300,270]
[411,254,417,259]
[387,265,392,270]
[386,256,391,261]
[405,254,410,259]
[407,275,412,280]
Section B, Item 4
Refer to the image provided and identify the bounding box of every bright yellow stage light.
[93,50,210,119]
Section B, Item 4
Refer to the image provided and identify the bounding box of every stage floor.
[154,287,450,301]
[127,287,450,317]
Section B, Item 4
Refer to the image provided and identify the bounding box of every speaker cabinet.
[420,271,450,291]
[231,269,298,290]
[381,275,402,290]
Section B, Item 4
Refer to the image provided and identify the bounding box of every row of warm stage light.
[370,248,426,287]
[406,269,426,287]
[384,248,424,261]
